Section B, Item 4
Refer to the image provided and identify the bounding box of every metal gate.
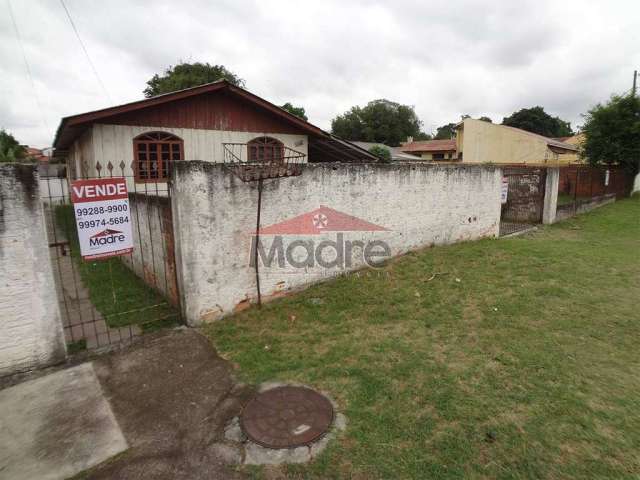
[41,161,181,352]
[500,167,547,236]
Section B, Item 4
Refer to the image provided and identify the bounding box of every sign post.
[71,178,134,260]
[500,177,509,204]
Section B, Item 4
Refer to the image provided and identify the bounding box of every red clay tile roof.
[399,139,456,153]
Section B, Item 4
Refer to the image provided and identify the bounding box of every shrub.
[368,145,392,163]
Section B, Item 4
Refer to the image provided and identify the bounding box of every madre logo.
[89,229,126,248]
[249,206,391,269]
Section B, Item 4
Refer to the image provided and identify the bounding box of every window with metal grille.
[247,136,284,164]
[133,132,183,182]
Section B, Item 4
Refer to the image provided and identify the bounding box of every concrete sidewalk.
[0,328,255,479]
[87,327,255,479]
[0,363,128,480]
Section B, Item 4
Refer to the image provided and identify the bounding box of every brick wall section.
[501,167,546,223]
[0,164,66,377]
[171,162,502,325]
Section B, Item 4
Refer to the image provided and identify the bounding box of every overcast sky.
[1,0,638,147]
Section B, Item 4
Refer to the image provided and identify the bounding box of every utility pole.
[633,70,637,97]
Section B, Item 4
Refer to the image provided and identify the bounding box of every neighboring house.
[24,147,51,163]
[351,141,422,161]
[399,139,457,161]
[53,80,375,185]
[552,133,585,164]
[455,118,577,164]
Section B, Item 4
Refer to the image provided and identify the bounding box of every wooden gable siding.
[100,91,306,134]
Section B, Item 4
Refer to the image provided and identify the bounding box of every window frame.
[132,131,184,183]
[247,136,285,164]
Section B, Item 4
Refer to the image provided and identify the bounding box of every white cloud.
[1,0,638,146]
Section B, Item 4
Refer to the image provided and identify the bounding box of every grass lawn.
[557,192,576,206]
[206,197,640,479]
[55,205,179,331]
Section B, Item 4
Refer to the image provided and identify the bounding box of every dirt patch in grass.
[206,198,640,479]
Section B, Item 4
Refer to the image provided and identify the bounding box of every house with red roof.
[52,80,375,186]
[399,139,458,161]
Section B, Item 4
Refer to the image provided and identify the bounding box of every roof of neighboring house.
[399,139,457,153]
[457,119,578,153]
[25,147,50,162]
[552,133,584,145]
[351,142,423,161]
[53,80,376,163]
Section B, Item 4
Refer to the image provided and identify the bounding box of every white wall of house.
[71,124,307,178]
[171,162,502,325]
[68,129,94,180]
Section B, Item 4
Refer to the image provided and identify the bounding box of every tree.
[144,62,245,97]
[331,99,429,146]
[368,145,392,163]
[413,131,433,141]
[581,93,640,173]
[0,129,26,163]
[478,116,493,123]
[434,123,457,140]
[502,106,574,137]
[280,102,308,121]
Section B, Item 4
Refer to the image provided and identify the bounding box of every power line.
[7,0,50,137]
[59,0,112,103]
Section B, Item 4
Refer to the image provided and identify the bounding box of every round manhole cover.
[241,386,334,449]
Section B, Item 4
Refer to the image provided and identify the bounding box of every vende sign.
[71,179,128,202]
[71,178,134,260]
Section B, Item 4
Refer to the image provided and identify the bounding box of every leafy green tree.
[434,123,457,140]
[502,106,574,137]
[280,102,308,121]
[368,145,392,163]
[581,94,640,173]
[331,99,428,146]
[478,116,493,123]
[0,129,26,163]
[413,131,432,141]
[144,62,245,97]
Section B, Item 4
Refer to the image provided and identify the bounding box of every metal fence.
[557,165,633,217]
[222,141,305,181]
[42,161,181,353]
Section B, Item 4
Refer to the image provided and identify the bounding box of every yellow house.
[455,119,578,165]
[551,133,585,164]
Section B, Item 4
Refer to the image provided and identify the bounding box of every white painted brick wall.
[0,165,66,377]
[172,162,502,325]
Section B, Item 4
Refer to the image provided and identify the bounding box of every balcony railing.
[222,143,306,182]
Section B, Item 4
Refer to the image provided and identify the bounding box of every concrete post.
[542,167,559,224]
[0,164,67,377]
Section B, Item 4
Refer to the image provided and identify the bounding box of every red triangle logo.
[256,206,388,235]
[90,229,123,238]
